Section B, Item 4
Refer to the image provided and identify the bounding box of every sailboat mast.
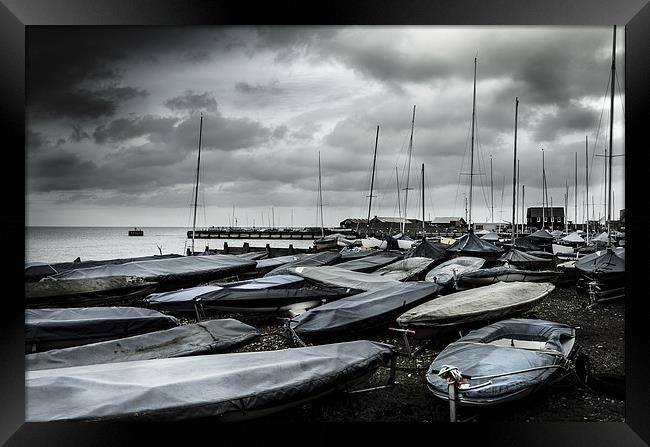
[396,167,402,228]
[512,97,519,237]
[607,25,616,245]
[585,136,589,241]
[367,125,379,234]
[521,185,525,234]
[191,112,204,254]
[469,58,477,231]
[421,163,425,238]
[490,155,494,225]
[541,148,546,229]
[565,179,569,234]
[516,159,520,234]
[318,151,324,238]
[403,105,416,234]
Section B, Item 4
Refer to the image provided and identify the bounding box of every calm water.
[26,227,313,264]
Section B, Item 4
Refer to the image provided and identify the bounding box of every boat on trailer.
[426,318,576,406]
[26,340,395,422]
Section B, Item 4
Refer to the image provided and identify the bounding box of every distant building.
[526,207,565,230]
[473,222,502,232]
[430,217,466,228]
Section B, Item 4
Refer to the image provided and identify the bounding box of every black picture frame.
[3,0,648,445]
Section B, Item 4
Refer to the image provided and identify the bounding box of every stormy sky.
[26,26,625,228]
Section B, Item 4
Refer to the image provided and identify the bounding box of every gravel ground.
[196,282,625,423]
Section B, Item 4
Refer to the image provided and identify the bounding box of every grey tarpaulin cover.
[339,247,382,260]
[25,262,58,282]
[458,266,560,286]
[25,276,158,308]
[52,255,258,291]
[47,254,184,277]
[233,252,268,260]
[26,340,394,421]
[289,265,403,291]
[26,318,261,371]
[426,318,575,406]
[264,251,341,277]
[145,285,225,313]
[498,249,554,269]
[405,239,448,261]
[373,257,436,281]
[575,247,625,276]
[397,281,555,332]
[528,229,555,241]
[217,274,305,289]
[513,236,542,252]
[289,282,442,342]
[480,232,500,242]
[334,252,402,273]
[25,307,179,353]
[446,232,503,254]
[252,255,305,272]
[424,257,485,287]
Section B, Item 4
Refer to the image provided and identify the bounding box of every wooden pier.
[186,228,358,240]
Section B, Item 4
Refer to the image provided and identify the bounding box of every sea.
[25,227,313,264]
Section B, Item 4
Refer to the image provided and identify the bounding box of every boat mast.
[403,105,416,234]
[490,155,494,226]
[191,112,203,255]
[318,151,324,238]
[521,185,525,234]
[396,167,402,230]
[468,58,477,232]
[574,152,578,233]
[516,159,520,234]
[565,179,569,234]
[421,163,425,238]
[607,25,616,246]
[585,136,589,241]
[512,97,519,238]
[367,125,379,235]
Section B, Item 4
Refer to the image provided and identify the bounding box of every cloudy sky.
[26,26,625,228]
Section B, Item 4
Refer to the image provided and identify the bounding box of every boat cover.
[561,232,585,243]
[289,266,403,291]
[218,274,305,289]
[528,229,555,241]
[498,249,553,269]
[373,257,436,281]
[513,237,542,251]
[575,247,625,276]
[334,252,402,273]
[233,252,268,260]
[48,254,184,276]
[339,247,381,260]
[591,232,611,243]
[25,276,158,308]
[405,239,448,261]
[550,230,564,238]
[196,285,354,312]
[458,266,560,285]
[26,340,394,421]
[52,255,258,291]
[26,319,261,371]
[480,232,500,242]
[25,307,179,353]
[25,262,58,282]
[145,285,225,313]
[380,235,400,250]
[426,318,575,406]
[289,282,442,341]
[397,281,555,329]
[446,232,503,254]
[253,254,304,270]
[264,251,341,277]
[526,250,555,259]
[424,257,485,287]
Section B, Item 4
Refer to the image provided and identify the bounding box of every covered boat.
[145,275,306,314]
[52,255,258,292]
[372,257,436,281]
[243,254,305,276]
[26,319,261,371]
[397,281,555,337]
[426,318,576,406]
[289,265,402,291]
[26,340,395,421]
[445,230,503,259]
[498,248,554,270]
[25,276,158,308]
[264,251,340,277]
[289,282,441,343]
[575,247,625,303]
[458,265,560,286]
[404,239,448,262]
[334,252,403,273]
[480,232,500,243]
[424,257,485,288]
[40,254,184,279]
[25,262,58,283]
[513,236,542,252]
[338,246,382,260]
[25,307,179,353]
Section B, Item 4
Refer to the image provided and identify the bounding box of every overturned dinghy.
[53,255,258,292]
[397,281,555,337]
[458,265,560,287]
[424,257,485,289]
[426,319,576,406]
[289,265,402,292]
[373,257,436,281]
[26,319,260,371]
[25,307,179,353]
[26,340,395,422]
[289,282,442,343]
[25,276,157,308]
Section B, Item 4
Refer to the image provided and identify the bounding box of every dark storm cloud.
[532,104,601,142]
[234,81,284,95]
[70,125,91,142]
[93,115,179,144]
[28,150,99,191]
[164,90,218,113]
